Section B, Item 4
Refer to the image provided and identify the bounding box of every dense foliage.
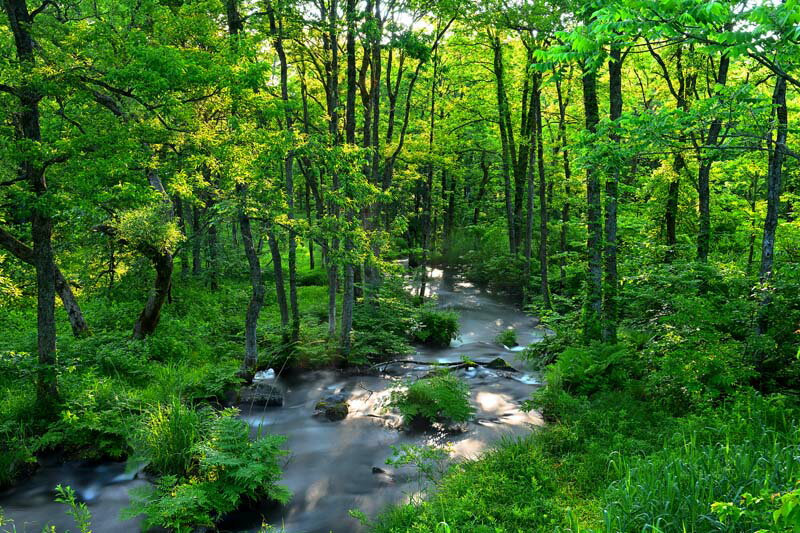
[389,368,474,427]
[1,0,799,530]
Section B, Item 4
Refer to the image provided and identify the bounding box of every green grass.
[370,390,800,533]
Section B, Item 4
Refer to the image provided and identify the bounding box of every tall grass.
[130,397,210,476]
[602,395,800,532]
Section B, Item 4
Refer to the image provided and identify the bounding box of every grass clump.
[389,369,474,427]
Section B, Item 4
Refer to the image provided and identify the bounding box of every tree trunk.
[174,196,190,278]
[602,45,623,343]
[697,54,730,262]
[132,247,173,340]
[268,5,299,340]
[582,60,603,342]
[664,156,682,263]
[473,154,492,225]
[238,199,264,373]
[207,211,219,291]
[534,75,551,310]
[757,75,788,334]
[267,228,290,329]
[192,205,202,275]
[133,169,175,340]
[491,35,517,255]
[4,0,60,410]
[555,75,572,294]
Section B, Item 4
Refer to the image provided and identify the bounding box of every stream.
[0,268,547,532]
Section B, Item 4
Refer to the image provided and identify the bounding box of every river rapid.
[0,268,546,532]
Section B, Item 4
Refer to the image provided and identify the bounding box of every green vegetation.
[389,369,474,427]
[413,310,460,348]
[123,409,289,531]
[495,328,518,347]
[1,0,799,531]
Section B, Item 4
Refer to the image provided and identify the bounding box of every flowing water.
[0,268,547,533]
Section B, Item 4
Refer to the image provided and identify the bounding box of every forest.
[1,0,799,531]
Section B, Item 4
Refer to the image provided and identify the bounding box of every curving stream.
[0,268,546,532]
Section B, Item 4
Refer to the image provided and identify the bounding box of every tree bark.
[603,45,622,343]
[132,169,175,340]
[340,0,358,355]
[697,54,730,262]
[555,74,572,294]
[268,5,299,340]
[491,34,517,255]
[4,0,59,409]
[534,74,551,310]
[582,59,603,341]
[238,194,264,373]
[757,75,788,334]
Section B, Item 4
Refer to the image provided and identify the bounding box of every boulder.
[239,382,284,406]
[483,357,517,372]
[314,393,349,421]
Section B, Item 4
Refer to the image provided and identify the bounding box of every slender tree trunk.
[4,0,59,410]
[603,45,622,343]
[324,0,340,339]
[174,196,190,278]
[207,210,219,291]
[192,205,202,275]
[491,35,517,255]
[757,75,788,334]
[555,75,572,294]
[697,54,730,262]
[418,51,439,299]
[534,74,551,310]
[664,156,682,263]
[238,194,263,373]
[473,154,491,224]
[582,60,603,341]
[524,127,535,299]
[268,6,299,340]
[339,0,358,355]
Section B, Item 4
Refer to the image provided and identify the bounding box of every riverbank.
[0,266,549,532]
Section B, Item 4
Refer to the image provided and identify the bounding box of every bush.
[495,328,517,347]
[0,436,36,490]
[413,309,459,348]
[296,268,328,286]
[123,408,290,531]
[389,369,474,427]
[550,342,635,396]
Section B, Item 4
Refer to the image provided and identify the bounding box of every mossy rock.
[314,393,349,421]
[483,357,517,372]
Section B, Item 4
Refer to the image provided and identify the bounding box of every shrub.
[0,436,36,490]
[413,309,459,348]
[123,409,290,531]
[495,328,517,347]
[296,268,328,286]
[351,280,418,363]
[389,369,474,426]
[550,342,635,396]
